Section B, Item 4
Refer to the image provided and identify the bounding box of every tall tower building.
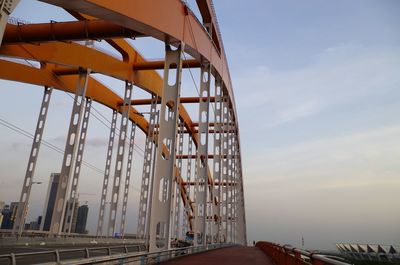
[63,199,79,233]
[75,205,89,234]
[0,201,4,227]
[40,173,61,231]
[0,203,18,229]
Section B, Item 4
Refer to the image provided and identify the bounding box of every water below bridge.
[160,246,274,265]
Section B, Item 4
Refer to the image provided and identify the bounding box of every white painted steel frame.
[13,86,53,236]
[120,122,136,236]
[49,68,89,235]
[96,110,117,237]
[64,97,92,233]
[107,81,133,236]
[171,121,184,239]
[220,94,229,243]
[0,0,20,44]
[212,78,223,243]
[137,95,158,240]
[148,43,183,251]
[193,63,211,246]
[182,134,194,237]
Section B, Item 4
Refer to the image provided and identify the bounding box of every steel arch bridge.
[0,0,246,251]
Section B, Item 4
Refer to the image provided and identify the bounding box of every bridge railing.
[0,243,233,265]
[0,244,145,265]
[256,241,350,265]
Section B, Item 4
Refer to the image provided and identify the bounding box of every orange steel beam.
[183,181,237,186]
[0,59,196,214]
[0,40,207,224]
[0,42,202,140]
[177,129,236,134]
[0,42,222,195]
[1,5,228,206]
[176,154,229,159]
[133,59,200,70]
[2,20,143,44]
[130,96,215,105]
[0,1,227,223]
[52,60,201,75]
[56,2,234,188]
[0,59,150,133]
[39,0,237,121]
[191,122,235,126]
[0,59,197,224]
[195,0,221,51]
[0,42,200,140]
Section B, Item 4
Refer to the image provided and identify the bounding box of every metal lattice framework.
[0,0,246,251]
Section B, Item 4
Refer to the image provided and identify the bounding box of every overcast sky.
[0,0,399,251]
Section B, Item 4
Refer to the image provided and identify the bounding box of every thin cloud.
[234,45,400,128]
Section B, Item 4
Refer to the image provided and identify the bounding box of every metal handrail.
[0,243,146,265]
[256,241,350,265]
[0,229,140,239]
[67,243,234,265]
[0,243,233,265]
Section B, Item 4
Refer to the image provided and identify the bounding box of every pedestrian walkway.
[160,246,274,265]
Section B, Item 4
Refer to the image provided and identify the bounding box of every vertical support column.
[193,62,211,246]
[182,135,193,237]
[227,111,234,243]
[171,121,184,240]
[231,130,236,243]
[149,43,183,251]
[234,133,239,244]
[234,136,240,244]
[212,78,223,243]
[0,0,20,45]
[13,86,53,236]
[64,98,92,233]
[49,68,89,235]
[137,95,158,239]
[120,122,136,236]
[96,110,117,237]
[220,94,229,243]
[145,108,160,248]
[238,152,247,245]
[107,81,133,236]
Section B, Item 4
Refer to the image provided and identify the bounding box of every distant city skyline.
[0,0,399,250]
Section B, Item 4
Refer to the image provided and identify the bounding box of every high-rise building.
[28,215,42,230]
[63,199,79,233]
[0,203,18,229]
[0,201,4,228]
[1,205,11,229]
[40,173,61,231]
[75,205,89,234]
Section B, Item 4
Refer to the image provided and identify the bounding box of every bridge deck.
[161,246,273,265]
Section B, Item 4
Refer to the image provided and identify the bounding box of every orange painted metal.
[2,20,142,44]
[183,181,237,186]
[133,59,200,70]
[0,42,200,144]
[0,1,237,229]
[0,58,195,223]
[39,0,237,120]
[196,0,222,51]
[130,96,215,105]
[0,59,150,133]
[2,41,215,186]
[0,41,212,217]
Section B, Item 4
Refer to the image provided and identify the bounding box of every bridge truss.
[0,0,246,251]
